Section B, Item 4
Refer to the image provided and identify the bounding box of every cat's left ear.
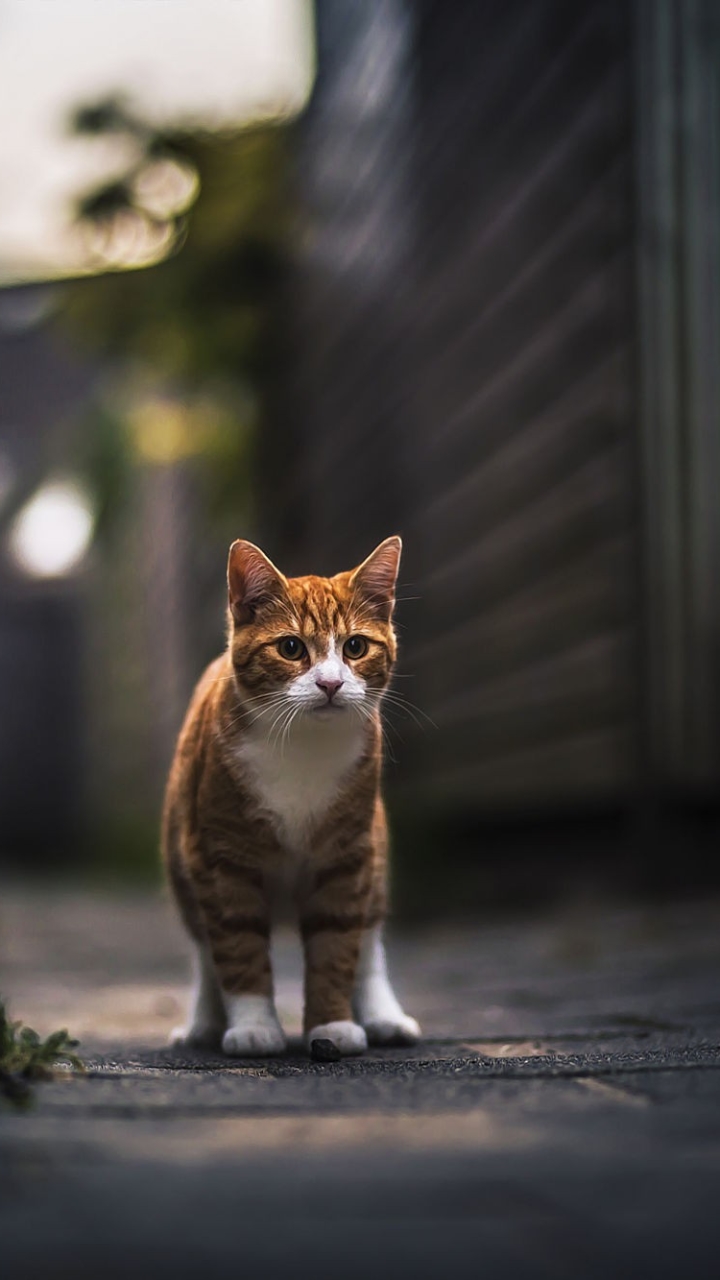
[348,535,402,620]
[227,539,288,625]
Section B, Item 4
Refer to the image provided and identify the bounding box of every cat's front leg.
[299,860,373,1056]
[195,859,286,1057]
[171,942,227,1048]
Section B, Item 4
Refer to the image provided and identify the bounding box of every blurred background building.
[266,0,720,901]
[0,0,718,907]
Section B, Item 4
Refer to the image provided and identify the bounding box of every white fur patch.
[306,1019,367,1056]
[170,944,226,1048]
[236,710,367,846]
[353,925,421,1045]
[222,994,286,1057]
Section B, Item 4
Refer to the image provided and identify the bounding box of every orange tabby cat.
[162,535,420,1056]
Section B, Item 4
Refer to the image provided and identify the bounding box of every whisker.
[383,702,436,731]
[280,711,292,755]
[364,686,437,730]
[280,704,303,755]
[267,707,290,751]
[223,692,290,734]
[352,701,398,762]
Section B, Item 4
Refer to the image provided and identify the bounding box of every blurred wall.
[0,121,294,872]
[0,297,99,860]
[268,0,720,830]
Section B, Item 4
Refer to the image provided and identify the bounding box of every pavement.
[2,881,720,1279]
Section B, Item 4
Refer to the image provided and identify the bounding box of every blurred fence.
[0,123,287,872]
[264,0,720,844]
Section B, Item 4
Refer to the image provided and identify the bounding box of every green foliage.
[0,998,84,1108]
[55,98,295,532]
[59,103,294,386]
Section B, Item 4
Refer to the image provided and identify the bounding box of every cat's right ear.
[348,535,402,621]
[227,540,288,625]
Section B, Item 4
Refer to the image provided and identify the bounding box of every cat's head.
[226,537,401,724]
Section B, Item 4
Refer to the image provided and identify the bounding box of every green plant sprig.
[0,999,85,1107]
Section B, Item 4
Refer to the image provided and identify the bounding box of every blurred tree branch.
[61,95,292,383]
[54,97,297,529]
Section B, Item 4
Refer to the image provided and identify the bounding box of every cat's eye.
[277,636,305,661]
[343,635,368,660]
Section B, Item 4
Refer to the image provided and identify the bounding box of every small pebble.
[310,1038,341,1062]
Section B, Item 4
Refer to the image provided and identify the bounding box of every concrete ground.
[2,881,720,1279]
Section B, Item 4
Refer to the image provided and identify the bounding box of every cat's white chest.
[236,716,365,847]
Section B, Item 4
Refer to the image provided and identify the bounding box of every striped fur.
[162,536,420,1056]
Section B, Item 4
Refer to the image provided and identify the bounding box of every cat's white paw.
[221,995,286,1057]
[307,1020,367,1056]
[364,1014,421,1046]
[170,1022,224,1049]
[222,1022,286,1057]
[354,927,420,1048]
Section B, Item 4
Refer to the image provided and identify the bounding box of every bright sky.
[0,0,314,283]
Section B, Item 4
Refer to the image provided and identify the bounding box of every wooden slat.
[401,728,632,807]
[411,538,630,682]
[276,0,637,813]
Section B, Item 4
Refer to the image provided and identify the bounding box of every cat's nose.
[316,677,344,702]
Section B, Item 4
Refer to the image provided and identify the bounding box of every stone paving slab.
[4,882,720,1040]
[2,883,720,1279]
[16,1042,717,1121]
[3,1081,720,1280]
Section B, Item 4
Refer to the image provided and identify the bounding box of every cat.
[162,534,420,1057]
